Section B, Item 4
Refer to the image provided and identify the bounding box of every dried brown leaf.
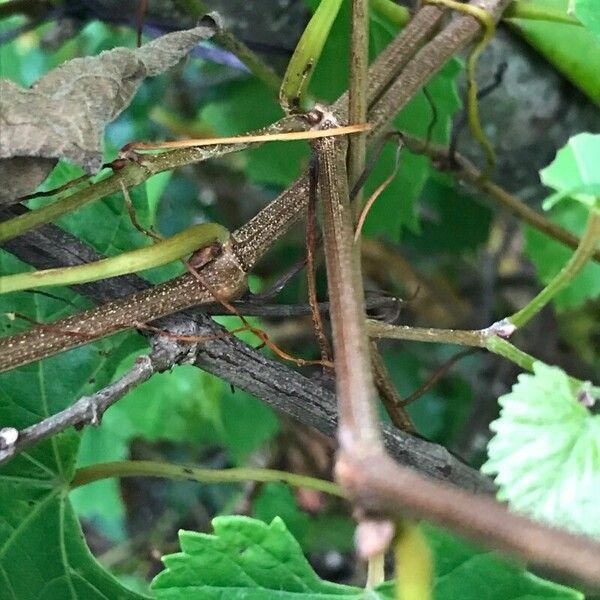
[0,19,217,205]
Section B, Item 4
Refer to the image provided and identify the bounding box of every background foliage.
[0,1,598,598]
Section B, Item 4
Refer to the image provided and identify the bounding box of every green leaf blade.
[540,132,600,211]
[0,251,146,599]
[574,0,600,41]
[152,516,365,598]
[482,362,600,538]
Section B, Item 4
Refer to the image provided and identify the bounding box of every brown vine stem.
[338,450,600,588]
[313,106,383,454]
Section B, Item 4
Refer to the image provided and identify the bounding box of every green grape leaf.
[423,525,582,599]
[505,0,600,107]
[574,0,600,41]
[403,173,492,253]
[525,202,600,309]
[540,133,600,210]
[482,362,600,538]
[151,516,581,599]
[252,483,310,548]
[0,252,145,599]
[152,515,380,599]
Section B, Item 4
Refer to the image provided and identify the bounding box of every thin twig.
[306,155,333,366]
[370,341,415,431]
[400,348,476,406]
[0,355,156,465]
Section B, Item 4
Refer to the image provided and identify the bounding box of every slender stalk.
[366,552,385,588]
[484,336,535,371]
[348,0,369,214]
[71,460,345,498]
[367,321,488,347]
[370,341,414,431]
[367,320,593,392]
[215,30,281,93]
[424,0,497,173]
[0,223,229,293]
[394,522,433,600]
[508,209,600,328]
[503,1,582,26]
[280,0,344,112]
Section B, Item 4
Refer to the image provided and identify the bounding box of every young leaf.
[482,362,600,539]
[541,132,600,210]
[152,516,369,598]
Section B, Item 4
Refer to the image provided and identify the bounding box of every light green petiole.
[280,0,344,112]
[0,222,230,294]
[369,0,410,27]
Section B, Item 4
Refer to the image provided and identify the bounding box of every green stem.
[508,209,600,328]
[367,321,488,347]
[369,0,410,27]
[0,223,229,294]
[484,336,535,371]
[70,460,345,498]
[503,1,582,26]
[0,117,308,244]
[425,0,497,173]
[368,320,594,390]
[0,164,144,244]
[216,30,281,94]
[175,0,281,93]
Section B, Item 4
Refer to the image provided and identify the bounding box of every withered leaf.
[0,19,217,206]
